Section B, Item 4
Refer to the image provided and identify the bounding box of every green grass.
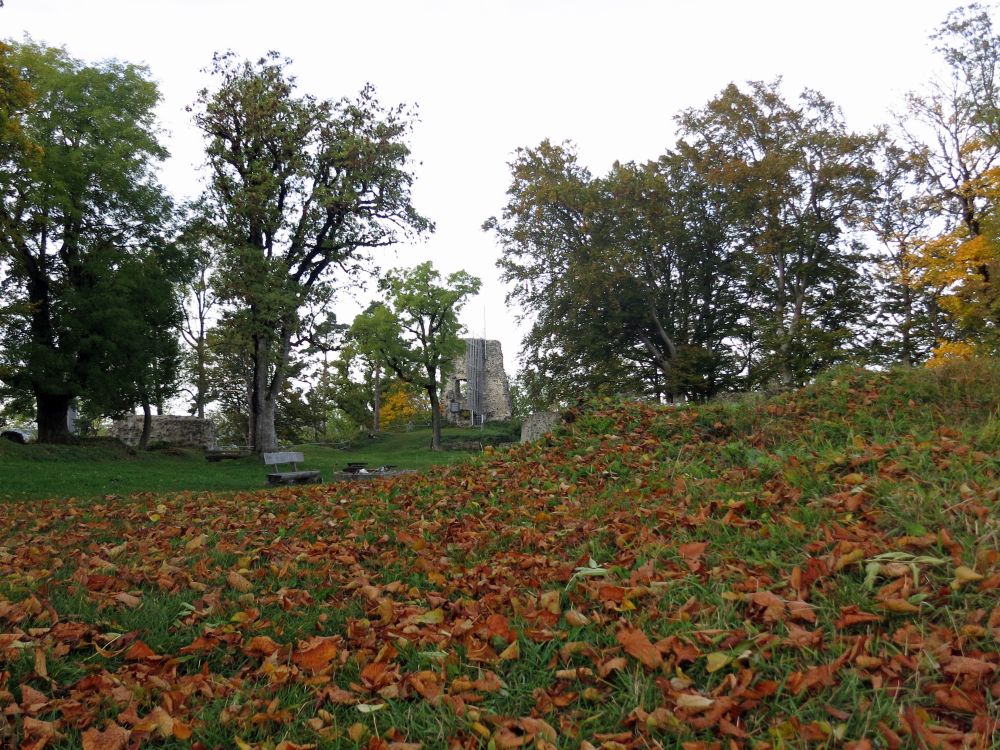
[0,422,518,502]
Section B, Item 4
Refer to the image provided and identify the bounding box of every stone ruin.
[519,411,562,443]
[443,339,513,425]
[110,415,216,449]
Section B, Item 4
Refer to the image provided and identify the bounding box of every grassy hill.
[0,361,998,748]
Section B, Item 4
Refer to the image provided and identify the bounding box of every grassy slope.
[0,361,998,749]
[0,424,517,502]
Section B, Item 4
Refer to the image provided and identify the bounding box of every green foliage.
[677,80,881,387]
[491,81,884,400]
[0,40,174,442]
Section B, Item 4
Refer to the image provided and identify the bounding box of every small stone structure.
[443,339,513,425]
[110,415,216,449]
[520,411,563,443]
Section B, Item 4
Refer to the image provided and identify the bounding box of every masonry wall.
[110,415,216,449]
[443,339,513,424]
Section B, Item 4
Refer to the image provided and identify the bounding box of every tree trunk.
[138,401,152,450]
[251,334,274,453]
[36,392,73,444]
[901,284,915,367]
[428,384,442,451]
[372,362,381,435]
[258,396,278,453]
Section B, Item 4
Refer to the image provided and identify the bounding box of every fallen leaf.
[227,570,254,592]
[498,639,520,660]
[292,637,338,673]
[617,626,663,669]
[675,693,714,712]
[705,652,731,673]
[81,723,130,750]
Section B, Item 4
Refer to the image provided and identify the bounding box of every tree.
[677,81,880,387]
[0,41,36,174]
[901,4,1000,352]
[0,41,172,442]
[193,51,430,453]
[348,262,481,451]
[174,207,219,420]
[487,140,744,404]
[80,248,187,449]
[865,143,949,365]
[379,379,430,431]
[903,3,1000,240]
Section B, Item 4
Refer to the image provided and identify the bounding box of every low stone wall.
[109,415,216,449]
[520,411,562,443]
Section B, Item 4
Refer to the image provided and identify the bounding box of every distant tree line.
[486,4,1000,407]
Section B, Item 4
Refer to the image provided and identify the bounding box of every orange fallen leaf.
[124,640,158,661]
[292,637,338,673]
[81,723,130,750]
[942,655,996,677]
[880,599,921,614]
[244,635,282,656]
[617,626,662,669]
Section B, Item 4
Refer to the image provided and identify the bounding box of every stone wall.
[443,339,513,424]
[520,411,562,443]
[110,415,216,449]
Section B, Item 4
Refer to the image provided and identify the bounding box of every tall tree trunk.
[251,329,291,454]
[251,334,269,453]
[372,362,381,435]
[36,392,72,444]
[428,383,442,451]
[257,397,278,453]
[901,284,915,367]
[139,400,152,450]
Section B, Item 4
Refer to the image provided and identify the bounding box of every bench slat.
[263,451,304,466]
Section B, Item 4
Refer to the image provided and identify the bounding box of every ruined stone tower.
[443,339,513,425]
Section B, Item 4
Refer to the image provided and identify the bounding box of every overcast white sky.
[1,0,974,373]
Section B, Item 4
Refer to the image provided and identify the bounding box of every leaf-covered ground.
[2,361,999,750]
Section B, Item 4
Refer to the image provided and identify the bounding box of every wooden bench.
[263,451,322,485]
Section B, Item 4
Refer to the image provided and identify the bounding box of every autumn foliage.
[379,382,431,432]
[1,361,999,748]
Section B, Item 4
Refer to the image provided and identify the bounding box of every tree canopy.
[0,40,177,442]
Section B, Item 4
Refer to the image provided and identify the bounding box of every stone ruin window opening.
[456,378,467,399]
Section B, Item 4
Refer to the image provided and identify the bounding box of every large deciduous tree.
[678,81,880,387]
[348,262,480,451]
[193,51,430,453]
[486,140,744,406]
[0,41,173,442]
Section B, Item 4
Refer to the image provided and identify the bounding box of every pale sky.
[1,0,973,373]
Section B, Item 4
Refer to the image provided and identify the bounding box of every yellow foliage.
[380,382,430,431]
[925,340,978,367]
[915,166,1000,346]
